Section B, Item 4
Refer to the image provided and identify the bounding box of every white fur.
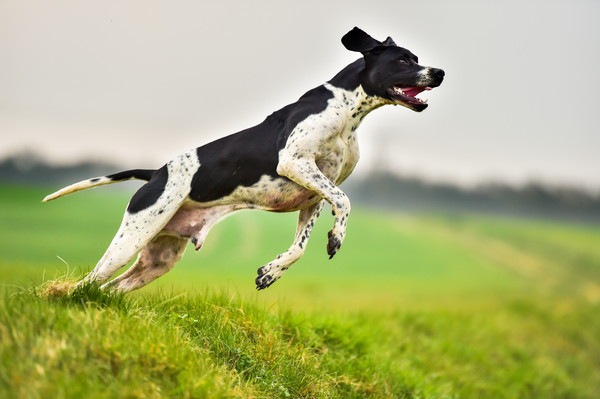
[417,67,436,87]
[42,176,113,202]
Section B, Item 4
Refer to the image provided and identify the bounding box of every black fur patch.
[127,166,168,213]
[108,169,155,182]
[189,86,334,202]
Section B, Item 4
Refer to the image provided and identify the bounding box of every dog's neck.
[326,59,389,120]
[324,83,387,120]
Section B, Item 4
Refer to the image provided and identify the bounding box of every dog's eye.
[398,59,409,65]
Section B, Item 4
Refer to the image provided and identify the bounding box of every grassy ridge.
[2,283,599,398]
[1,184,600,398]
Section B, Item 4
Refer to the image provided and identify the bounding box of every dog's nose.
[432,68,445,80]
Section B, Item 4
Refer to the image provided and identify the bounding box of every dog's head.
[342,27,444,112]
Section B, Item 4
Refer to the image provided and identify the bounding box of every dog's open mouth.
[387,86,432,111]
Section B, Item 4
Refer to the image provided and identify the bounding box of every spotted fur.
[43,27,444,292]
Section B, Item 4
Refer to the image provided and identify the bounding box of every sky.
[1,0,599,189]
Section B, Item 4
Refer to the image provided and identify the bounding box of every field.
[1,184,599,398]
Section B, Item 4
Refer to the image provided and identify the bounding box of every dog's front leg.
[255,200,324,290]
[277,158,350,259]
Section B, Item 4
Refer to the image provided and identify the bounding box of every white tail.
[42,168,156,202]
[42,177,115,202]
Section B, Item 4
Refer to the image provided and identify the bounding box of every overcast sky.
[1,0,599,189]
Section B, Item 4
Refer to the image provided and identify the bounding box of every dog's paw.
[255,272,277,290]
[256,264,279,290]
[257,264,271,276]
[327,229,342,259]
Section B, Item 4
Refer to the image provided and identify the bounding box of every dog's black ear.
[382,36,396,46]
[342,27,382,53]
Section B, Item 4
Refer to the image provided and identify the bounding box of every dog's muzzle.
[388,68,445,112]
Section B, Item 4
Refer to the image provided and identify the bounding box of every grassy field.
[1,184,599,398]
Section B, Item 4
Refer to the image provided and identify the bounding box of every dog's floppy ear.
[342,27,382,53]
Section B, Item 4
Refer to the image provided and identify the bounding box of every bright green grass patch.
[1,282,599,398]
[1,184,600,398]
[0,285,252,398]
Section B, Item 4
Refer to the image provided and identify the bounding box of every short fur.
[44,27,444,291]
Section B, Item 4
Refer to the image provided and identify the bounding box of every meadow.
[1,184,599,398]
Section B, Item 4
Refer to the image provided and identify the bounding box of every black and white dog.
[44,27,444,292]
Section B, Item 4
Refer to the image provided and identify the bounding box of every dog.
[43,27,444,292]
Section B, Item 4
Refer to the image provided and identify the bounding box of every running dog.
[43,27,444,292]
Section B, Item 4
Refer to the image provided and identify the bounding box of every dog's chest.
[282,84,381,184]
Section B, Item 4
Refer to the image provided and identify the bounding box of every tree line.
[2,152,599,223]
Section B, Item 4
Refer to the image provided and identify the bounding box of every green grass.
[1,184,599,398]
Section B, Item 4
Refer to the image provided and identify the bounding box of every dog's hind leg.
[255,200,324,290]
[85,202,182,285]
[102,234,188,292]
[99,204,241,291]
[83,152,199,285]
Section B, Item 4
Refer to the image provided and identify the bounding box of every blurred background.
[1,0,599,308]
[2,0,599,189]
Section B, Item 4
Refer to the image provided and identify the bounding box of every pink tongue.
[402,87,426,97]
